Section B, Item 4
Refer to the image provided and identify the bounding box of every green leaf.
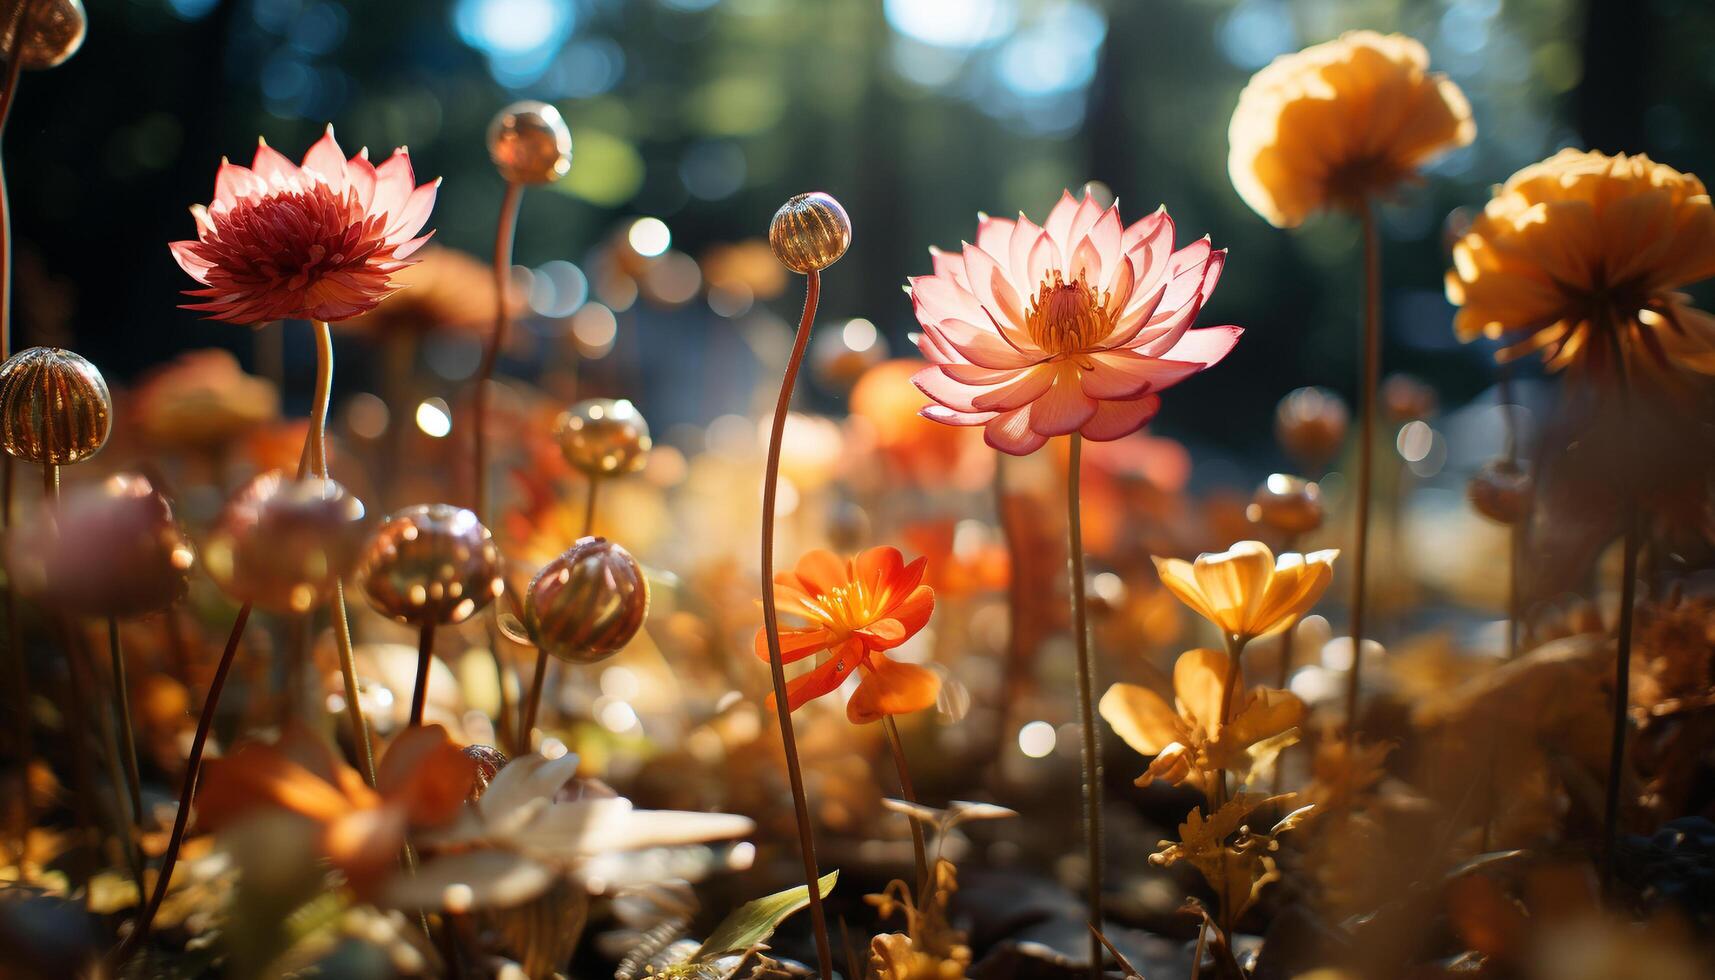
[694,871,838,959]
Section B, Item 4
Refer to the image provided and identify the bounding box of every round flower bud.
[8,474,194,618]
[769,192,851,274]
[554,399,651,478]
[1274,386,1348,471]
[0,346,111,465]
[1467,458,1532,525]
[355,504,504,626]
[462,744,508,802]
[1246,473,1324,536]
[1,0,86,70]
[487,100,572,185]
[204,472,368,614]
[525,537,648,665]
[1382,373,1438,423]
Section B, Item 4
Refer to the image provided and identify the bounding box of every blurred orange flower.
[133,348,278,451]
[1153,540,1337,642]
[849,359,991,490]
[196,724,474,894]
[757,546,939,723]
[340,243,524,339]
[1446,149,1715,377]
[1229,31,1474,227]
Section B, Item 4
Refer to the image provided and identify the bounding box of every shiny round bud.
[1382,373,1438,423]
[554,398,651,478]
[462,744,508,803]
[769,192,851,274]
[1467,458,1532,526]
[7,474,194,618]
[1,0,86,70]
[0,346,111,465]
[204,471,368,614]
[525,536,648,665]
[487,100,572,185]
[355,504,504,626]
[1246,473,1324,536]
[1274,386,1348,470]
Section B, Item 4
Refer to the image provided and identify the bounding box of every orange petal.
[853,545,907,594]
[859,585,934,650]
[753,626,834,664]
[1098,682,1183,756]
[194,743,354,830]
[1152,556,1220,628]
[1173,648,1234,736]
[375,724,476,828]
[846,657,941,724]
[766,638,862,713]
[793,549,848,595]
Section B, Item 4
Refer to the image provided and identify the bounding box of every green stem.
[882,713,929,896]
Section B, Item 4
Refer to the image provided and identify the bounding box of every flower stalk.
[106,616,146,886]
[1344,200,1381,745]
[882,713,929,895]
[1600,329,1639,898]
[1066,432,1105,977]
[759,268,835,980]
[410,621,436,728]
[518,470,598,748]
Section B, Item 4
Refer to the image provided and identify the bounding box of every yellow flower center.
[1026,271,1113,356]
[813,579,886,633]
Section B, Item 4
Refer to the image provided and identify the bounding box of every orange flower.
[756,546,938,723]
[1446,149,1715,377]
[196,724,474,894]
[339,243,524,339]
[132,348,278,451]
[1229,31,1474,227]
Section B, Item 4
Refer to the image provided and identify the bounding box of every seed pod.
[525,537,647,665]
[554,399,651,478]
[204,471,367,614]
[8,474,194,618]
[0,347,111,465]
[769,192,851,274]
[1274,386,1348,471]
[1467,458,1532,525]
[356,504,504,626]
[487,101,572,185]
[0,0,86,70]
[1382,373,1438,423]
[1246,474,1324,536]
[462,744,508,803]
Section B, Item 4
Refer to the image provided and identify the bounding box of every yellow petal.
[1248,548,1338,637]
[1152,555,1221,628]
[1173,647,1235,736]
[1099,682,1183,757]
[1192,541,1275,637]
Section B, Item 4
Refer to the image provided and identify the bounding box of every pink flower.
[909,191,1241,454]
[170,125,438,324]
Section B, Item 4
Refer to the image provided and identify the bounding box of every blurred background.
[6,0,1712,466]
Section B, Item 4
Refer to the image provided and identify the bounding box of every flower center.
[1025,271,1113,356]
[816,580,884,633]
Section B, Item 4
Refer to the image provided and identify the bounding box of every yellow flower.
[1446,149,1715,377]
[1100,648,1304,790]
[1152,541,1337,642]
[1229,31,1474,228]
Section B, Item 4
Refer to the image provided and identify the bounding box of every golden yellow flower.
[1152,540,1337,642]
[1100,648,1303,790]
[1446,149,1715,376]
[1229,31,1475,228]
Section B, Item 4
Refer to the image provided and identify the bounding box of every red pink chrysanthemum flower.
[170,125,437,324]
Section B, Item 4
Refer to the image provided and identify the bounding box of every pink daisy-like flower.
[909,191,1241,454]
[170,125,438,324]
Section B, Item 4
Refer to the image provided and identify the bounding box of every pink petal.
[250,140,302,188]
[1104,253,1136,318]
[909,274,989,330]
[1009,213,1047,291]
[975,214,1015,260]
[345,153,379,210]
[928,318,1038,369]
[939,361,1021,385]
[1159,325,1243,368]
[1088,205,1124,286]
[985,404,1048,456]
[1026,232,1062,293]
[300,125,348,193]
[921,405,996,426]
[970,363,1055,412]
[1097,276,1170,349]
[1080,352,1207,400]
[213,160,268,210]
[1080,394,1162,441]
[1043,190,1080,254]
[1069,235,1103,287]
[962,242,1029,332]
[384,179,440,245]
[370,151,416,224]
[913,366,994,413]
[1064,193,1104,257]
[1029,364,1097,436]
[168,240,213,282]
[928,246,968,289]
[1121,206,1172,254]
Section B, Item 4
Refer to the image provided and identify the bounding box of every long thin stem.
[1498,366,1522,660]
[1066,433,1104,979]
[0,2,28,871]
[410,621,435,728]
[113,602,253,965]
[1271,536,1298,797]
[474,181,523,522]
[107,617,145,879]
[582,475,599,539]
[881,714,928,895]
[1600,331,1639,898]
[758,270,834,980]
[0,0,28,356]
[518,475,601,749]
[1214,634,1249,811]
[309,320,377,786]
[1344,200,1381,746]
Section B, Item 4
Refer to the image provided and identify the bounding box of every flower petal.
[1173,647,1235,736]
[1028,363,1097,436]
[1099,682,1183,757]
[846,657,941,724]
[1079,394,1161,441]
[1192,541,1277,638]
[984,404,1048,456]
